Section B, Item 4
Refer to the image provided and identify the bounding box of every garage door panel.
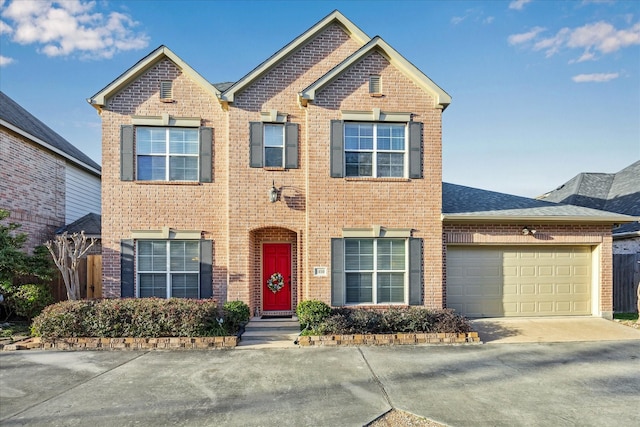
[446,246,591,317]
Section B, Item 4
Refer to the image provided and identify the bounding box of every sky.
[1,0,638,198]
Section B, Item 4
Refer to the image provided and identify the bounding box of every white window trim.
[136,240,200,299]
[344,122,408,178]
[263,123,285,168]
[136,126,200,182]
[343,238,408,305]
[341,109,411,122]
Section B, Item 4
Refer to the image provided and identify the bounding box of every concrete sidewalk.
[2,340,640,426]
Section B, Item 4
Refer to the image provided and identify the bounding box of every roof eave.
[1,119,101,176]
[441,214,638,224]
[221,10,370,104]
[88,46,219,111]
[299,37,451,110]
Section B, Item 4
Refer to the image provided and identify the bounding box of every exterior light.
[268,181,278,203]
[522,226,537,236]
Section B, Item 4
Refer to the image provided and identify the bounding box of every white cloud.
[451,16,465,25]
[508,26,546,45]
[0,55,15,66]
[509,0,532,11]
[572,72,619,82]
[508,20,640,61]
[0,19,11,34]
[0,0,149,59]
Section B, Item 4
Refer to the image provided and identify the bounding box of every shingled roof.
[538,161,640,236]
[0,91,101,175]
[442,182,636,224]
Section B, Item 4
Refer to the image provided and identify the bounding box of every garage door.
[446,246,592,317]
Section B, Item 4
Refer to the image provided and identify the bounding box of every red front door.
[262,243,292,311]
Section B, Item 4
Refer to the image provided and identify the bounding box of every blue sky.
[1,0,638,198]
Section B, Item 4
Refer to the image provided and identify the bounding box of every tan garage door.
[446,246,592,317]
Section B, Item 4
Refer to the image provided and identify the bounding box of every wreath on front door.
[267,272,285,293]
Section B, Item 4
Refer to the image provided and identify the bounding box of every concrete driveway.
[471,316,640,343]
[2,338,640,426]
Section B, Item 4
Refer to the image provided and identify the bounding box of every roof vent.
[160,81,173,101]
[369,75,381,95]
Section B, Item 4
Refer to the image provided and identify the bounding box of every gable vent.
[160,81,173,100]
[369,75,381,94]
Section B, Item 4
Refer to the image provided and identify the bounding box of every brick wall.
[443,223,614,314]
[0,128,65,252]
[305,50,443,309]
[100,59,227,298]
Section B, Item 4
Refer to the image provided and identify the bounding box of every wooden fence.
[51,254,102,301]
[613,253,640,313]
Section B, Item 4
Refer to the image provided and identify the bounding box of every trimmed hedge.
[31,298,245,338]
[304,307,471,336]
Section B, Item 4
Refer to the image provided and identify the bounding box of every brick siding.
[0,128,65,252]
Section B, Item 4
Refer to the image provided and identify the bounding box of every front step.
[237,317,301,348]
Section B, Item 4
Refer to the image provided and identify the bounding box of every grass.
[614,313,639,322]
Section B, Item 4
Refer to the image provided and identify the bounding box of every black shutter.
[199,240,213,299]
[249,122,263,168]
[408,238,422,305]
[284,123,299,169]
[330,120,344,177]
[121,239,135,297]
[408,121,423,179]
[199,127,213,183]
[120,125,134,181]
[331,238,344,306]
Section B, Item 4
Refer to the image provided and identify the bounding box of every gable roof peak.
[300,35,451,109]
[88,45,219,112]
[219,10,370,104]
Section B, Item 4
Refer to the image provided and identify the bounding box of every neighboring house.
[88,11,633,319]
[0,91,102,252]
[538,161,640,254]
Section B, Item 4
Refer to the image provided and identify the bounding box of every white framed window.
[264,124,284,167]
[136,127,199,181]
[344,123,406,178]
[344,238,407,304]
[137,240,200,298]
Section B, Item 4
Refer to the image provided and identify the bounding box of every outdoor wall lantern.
[521,226,537,236]
[268,181,278,203]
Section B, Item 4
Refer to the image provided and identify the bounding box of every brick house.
[0,91,101,253]
[88,11,633,318]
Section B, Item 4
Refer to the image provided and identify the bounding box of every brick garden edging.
[3,336,237,351]
[296,332,481,346]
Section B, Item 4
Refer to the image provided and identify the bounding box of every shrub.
[296,299,331,330]
[222,300,250,334]
[312,307,470,335]
[31,298,229,338]
[0,282,54,320]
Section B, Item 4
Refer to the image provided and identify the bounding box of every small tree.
[45,231,96,301]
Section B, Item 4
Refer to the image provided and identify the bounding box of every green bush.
[31,298,229,338]
[0,282,53,320]
[222,300,250,334]
[310,307,470,335]
[296,299,331,330]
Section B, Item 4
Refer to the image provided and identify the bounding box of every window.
[344,238,406,304]
[137,240,200,298]
[344,123,405,178]
[136,127,199,181]
[249,122,299,169]
[264,124,284,167]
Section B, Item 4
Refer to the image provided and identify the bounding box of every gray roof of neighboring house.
[0,91,101,174]
[56,213,101,238]
[538,161,640,235]
[442,182,636,223]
